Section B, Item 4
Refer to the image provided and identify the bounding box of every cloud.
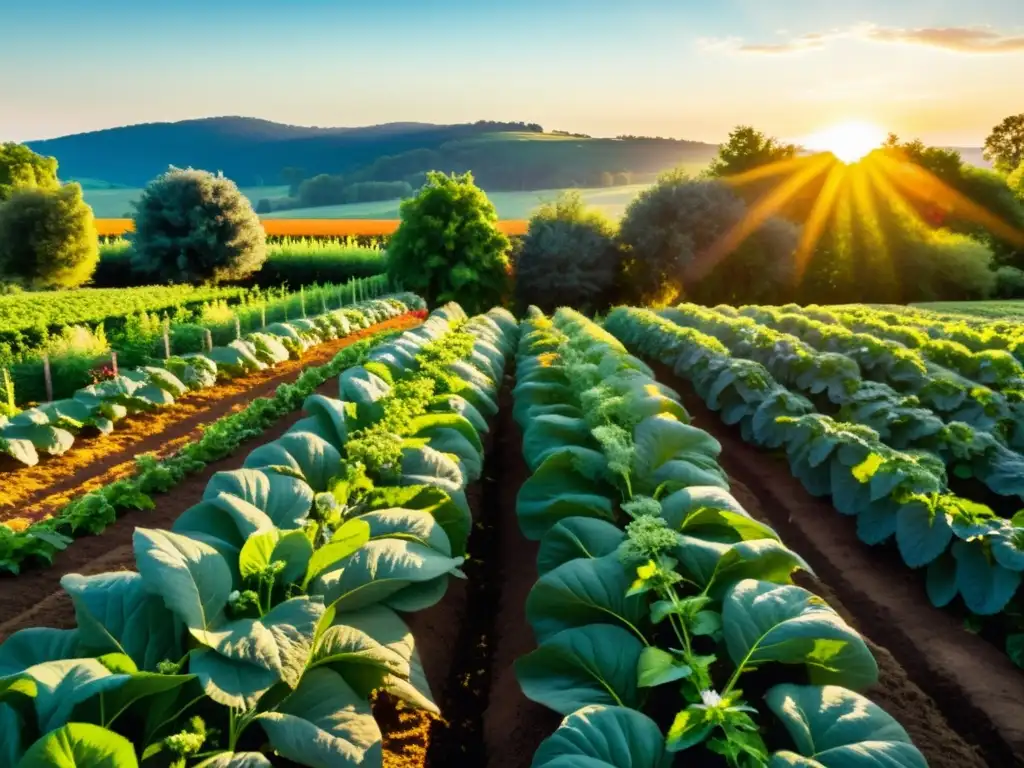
[863,26,1024,53]
[703,25,1024,56]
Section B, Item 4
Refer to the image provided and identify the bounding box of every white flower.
[228,590,240,603]
[699,689,723,708]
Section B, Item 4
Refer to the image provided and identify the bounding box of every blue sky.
[1,0,1022,145]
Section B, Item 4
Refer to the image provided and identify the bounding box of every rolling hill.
[26,117,721,190]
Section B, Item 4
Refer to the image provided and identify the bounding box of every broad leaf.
[18,723,139,768]
[243,432,342,493]
[202,469,313,531]
[516,625,645,714]
[532,705,669,768]
[537,518,626,576]
[766,684,927,768]
[722,580,878,691]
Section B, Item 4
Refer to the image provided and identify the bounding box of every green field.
[82,175,707,221]
[910,300,1024,320]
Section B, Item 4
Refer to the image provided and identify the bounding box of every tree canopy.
[984,114,1024,174]
[0,143,60,203]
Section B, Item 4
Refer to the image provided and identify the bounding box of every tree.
[131,168,266,285]
[707,126,797,178]
[1010,162,1024,204]
[515,191,620,313]
[0,143,60,202]
[984,114,1024,173]
[617,170,798,306]
[387,171,510,313]
[0,184,99,289]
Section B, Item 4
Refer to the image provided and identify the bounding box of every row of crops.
[509,307,926,766]
[0,275,390,363]
[0,301,519,766]
[0,292,414,468]
[606,303,1024,665]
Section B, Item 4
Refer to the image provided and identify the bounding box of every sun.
[803,121,887,164]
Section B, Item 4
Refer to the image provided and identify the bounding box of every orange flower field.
[95,218,530,237]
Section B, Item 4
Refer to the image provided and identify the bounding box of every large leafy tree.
[707,126,797,179]
[984,114,1024,174]
[131,167,266,285]
[0,143,59,202]
[0,183,99,289]
[618,170,798,306]
[387,171,510,313]
[515,191,621,313]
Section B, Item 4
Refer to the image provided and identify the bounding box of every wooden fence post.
[300,286,307,318]
[205,329,213,352]
[260,306,266,328]
[110,352,119,377]
[42,355,53,402]
[163,318,171,360]
[234,316,241,340]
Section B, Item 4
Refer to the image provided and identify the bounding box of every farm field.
[4,297,1024,766]
[83,182,665,221]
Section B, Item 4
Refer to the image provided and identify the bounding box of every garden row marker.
[1,367,14,412]
[42,355,53,402]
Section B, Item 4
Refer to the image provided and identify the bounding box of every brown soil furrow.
[0,314,421,519]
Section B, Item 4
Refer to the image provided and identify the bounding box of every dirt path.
[0,314,421,519]
[649,362,1024,766]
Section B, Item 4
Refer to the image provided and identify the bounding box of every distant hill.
[27,116,720,191]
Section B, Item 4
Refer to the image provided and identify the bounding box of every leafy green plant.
[386,171,511,314]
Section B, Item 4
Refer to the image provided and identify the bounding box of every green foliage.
[901,229,997,302]
[984,113,1024,173]
[707,126,797,179]
[0,184,99,289]
[515,191,620,313]
[387,171,511,313]
[617,172,797,306]
[131,168,267,285]
[995,266,1024,298]
[0,143,59,203]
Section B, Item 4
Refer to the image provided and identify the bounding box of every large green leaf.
[304,519,372,588]
[18,723,139,768]
[952,540,1022,615]
[311,605,437,714]
[526,554,648,644]
[238,529,314,587]
[311,539,464,613]
[171,493,274,563]
[60,572,184,671]
[895,500,953,568]
[661,486,780,543]
[189,598,324,709]
[8,658,133,733]
[257,668,383,767]
[0,628,82,676]
[192,753,272,768]
[517,449,616,541]
[133,528,232,636]
[202,469,313,531]
[532,705,670,768]
[398,445,465,496]
[632,414,723,493]
[359,508,453,556]
[522,415,596,471]
[537,518,627,576]
[361,484,471,558]
[243,432,342,493]
[722,580,878,691]
[289,395,350,451]
[0,421,74,457]
[766,684,927,768]
[516,624,645,714]
[340,367,392,405]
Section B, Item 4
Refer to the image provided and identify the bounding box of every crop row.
[0,293,416,468]
[0,300,518,766]
[747,302,1024,392]
[662,303,1024,504]
[511,307,926,767]
[0,303,425,575]
[606,307,1024,664]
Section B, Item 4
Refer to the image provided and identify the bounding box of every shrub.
[617,170,797,305]
[995,265,1024,298]
[387,171,510,313]
[0,184,99,289]
[515,191,620,313]
[131,168,266,285]
[902,230,996,302]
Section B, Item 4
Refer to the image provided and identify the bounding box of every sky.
[1,0,1022,146]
